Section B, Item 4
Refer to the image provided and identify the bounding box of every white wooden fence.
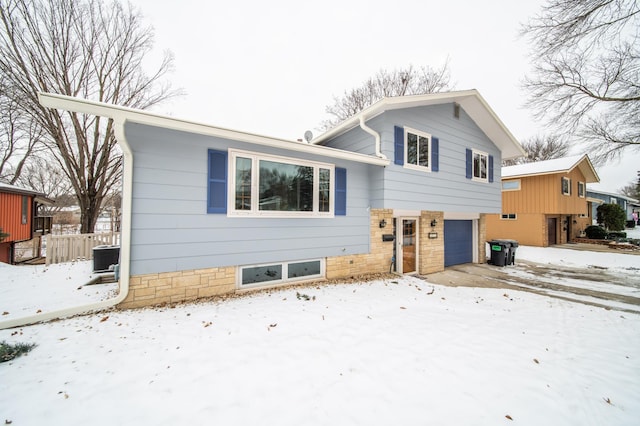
[46,233,121,265]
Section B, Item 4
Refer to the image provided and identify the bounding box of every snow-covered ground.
[0,261,117,321]
[1,237,639,425]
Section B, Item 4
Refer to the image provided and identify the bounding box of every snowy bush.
[585,225,607,239]
[0,341,36,362]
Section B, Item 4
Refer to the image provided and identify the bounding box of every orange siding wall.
[502,168,590,215]
[486,213,546,246]
[0,192,32,243]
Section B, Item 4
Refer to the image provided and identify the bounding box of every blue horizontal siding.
[124,122,373,276]
[381,105,502,213]
[320,103,502,213]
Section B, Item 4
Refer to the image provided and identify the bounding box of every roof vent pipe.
[359,116,387,160]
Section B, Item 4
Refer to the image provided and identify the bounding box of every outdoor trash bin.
[488,240,510,266]
[505,240,518,265]
[93,245,120,272]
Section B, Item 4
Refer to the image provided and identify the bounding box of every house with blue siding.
[37,90,523,310]
[586,186,639,225]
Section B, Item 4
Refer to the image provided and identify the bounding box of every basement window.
[501,213,517,220]
[239,259,324,288]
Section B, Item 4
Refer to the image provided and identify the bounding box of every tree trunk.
[78,194,102,234]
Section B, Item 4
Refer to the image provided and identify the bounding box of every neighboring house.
[586,186,639,224]
[38,90,524,310]
[486,155,599,247]
[0,182,53,263]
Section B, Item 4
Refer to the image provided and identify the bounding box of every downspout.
[0,117,132,330]
[359,116,387,160]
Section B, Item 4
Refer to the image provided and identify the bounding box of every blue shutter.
[431,136,439,172]
[335,167,347,216]
[465,149,472,179]
[488,155,494,182]
[207,149,227,214]
[394,126,404,165]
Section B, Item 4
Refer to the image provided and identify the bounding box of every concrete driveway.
[422,244,640,314]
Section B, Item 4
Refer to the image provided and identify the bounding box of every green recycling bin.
[488,240,510,266]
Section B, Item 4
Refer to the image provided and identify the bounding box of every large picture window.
[229,150,334,217]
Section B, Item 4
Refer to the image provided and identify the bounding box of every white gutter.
[359,116,387,160]
[0,92,390,330]
[0,97,134,330]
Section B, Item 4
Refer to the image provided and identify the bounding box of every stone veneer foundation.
[118,209,486,309]
[119,267,236,309]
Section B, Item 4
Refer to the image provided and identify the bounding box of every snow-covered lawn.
[0,261,117,321]
[1,239,639,425]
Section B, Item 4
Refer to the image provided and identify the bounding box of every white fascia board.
[312,89,526,160]
[37,92,389,167]
[504,155,600,183]
[586,197,605,205]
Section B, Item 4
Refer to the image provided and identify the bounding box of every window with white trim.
[229,150,334,217]
[404,127,431,171]
[578,181,585,198]
[239,259,324,288]
[501,213,517,220]
[472,149,489,182]
[561,177,571,195]
[502,180,521,191]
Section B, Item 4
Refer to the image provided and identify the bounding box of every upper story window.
[393,125,439,171]
[561,177,571,196]
[577,181,585,198]
[502,180,521,191]
[472,149,489,182]
[465,149,494,183]
[228,150,334,217]
[404,127,431,172]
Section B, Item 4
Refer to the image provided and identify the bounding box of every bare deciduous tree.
[0,82,44,184]
[322,62,453,130]
[618,182,639,200]
[15,156,72,209]
[0,0,180,232]
[522,0,640,164]
[503,135,571,166]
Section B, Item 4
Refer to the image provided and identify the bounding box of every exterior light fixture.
[431,219,437,227]
[379,219,387,228]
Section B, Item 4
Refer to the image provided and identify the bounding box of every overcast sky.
[130,0,639,194]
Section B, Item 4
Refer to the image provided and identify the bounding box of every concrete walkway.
[422,254,640,314]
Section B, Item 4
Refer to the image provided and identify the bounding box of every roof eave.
[37,92,390,167]
[312,89,525,159]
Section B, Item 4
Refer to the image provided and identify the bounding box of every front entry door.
[397,218,417,274]
[547,218,557,245]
